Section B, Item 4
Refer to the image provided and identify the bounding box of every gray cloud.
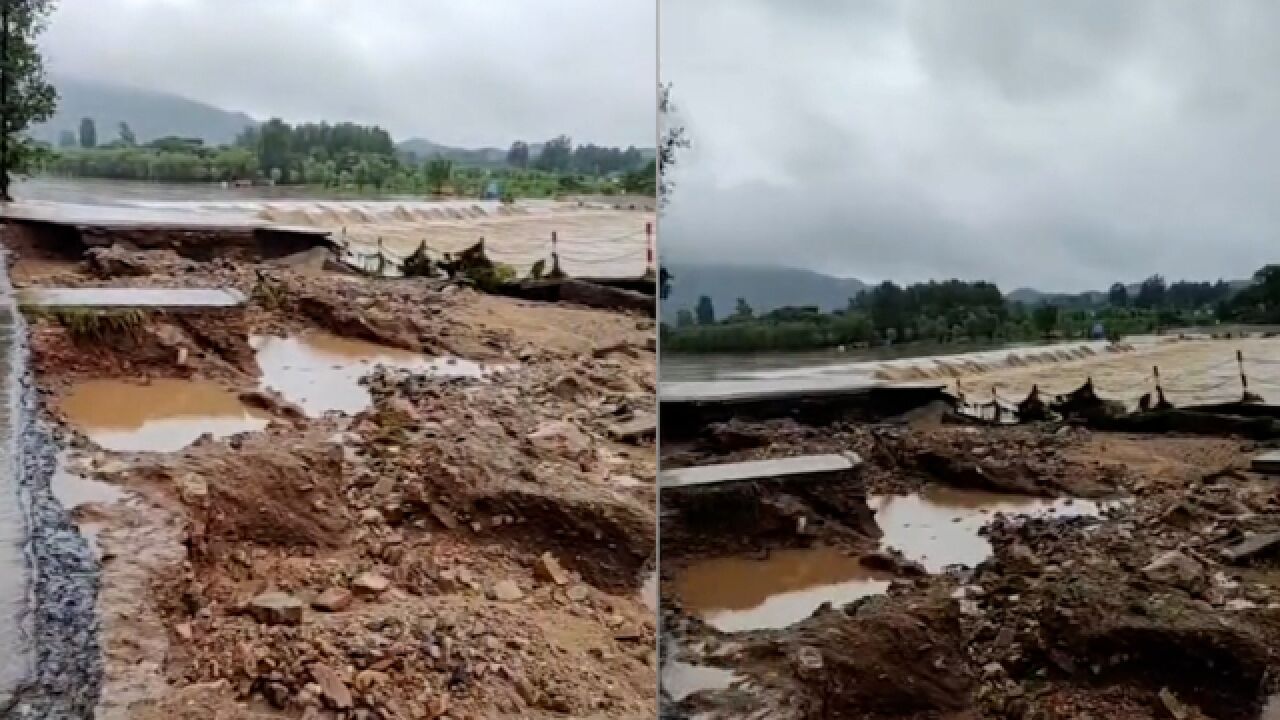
[40,0,654,147]
[661,0,1280,292]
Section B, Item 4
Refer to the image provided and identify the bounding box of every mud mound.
[297,293,418,351]
[143,433,351,552]
[29,310,257,384]
[735,596,974,717]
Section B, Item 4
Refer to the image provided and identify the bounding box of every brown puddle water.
[674,490,1104,633]
[251,331,488,417]
[673,546,895,632]
[61,378,270,452]
[870,486,1102,573]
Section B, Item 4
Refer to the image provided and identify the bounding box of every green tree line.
[35,116,654,197]
[662,272,1272,354]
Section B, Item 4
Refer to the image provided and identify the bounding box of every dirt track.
[7,236,656,719]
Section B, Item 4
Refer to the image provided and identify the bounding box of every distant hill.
[1008,278,1252,307]
[395,137,509,168]
[662,262,867,323]
[32,75,257,146]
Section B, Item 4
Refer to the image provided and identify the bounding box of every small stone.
[566,585,589,602]
[352,572,391,595]
[174,622,193,641]
[309,663,353,710]
[489,579,524,602]
[312,587,354,612]
[535,552,570,586]
[1142,550,1206,593]
[360,507,385,524]
[429,502,459,530]
[247,592,304,626]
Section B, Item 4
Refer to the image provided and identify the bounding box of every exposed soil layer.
[662,413,1280,719]
[10,236,656,719]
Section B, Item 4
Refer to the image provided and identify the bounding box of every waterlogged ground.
[661,411,1280,719]
[6,224,657,719]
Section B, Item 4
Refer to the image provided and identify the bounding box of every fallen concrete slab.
[18,287,246,310]
[660,452,862,491]
[1221,530,1280,564]
[1251,450,1280,475]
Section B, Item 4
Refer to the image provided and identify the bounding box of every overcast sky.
[40,0,654,148]
[661,0,1280,292]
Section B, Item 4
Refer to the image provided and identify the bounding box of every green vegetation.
[32,116,653,198]
[662,272,1273,354]
[44,308,148,343]
[0,0,58,201]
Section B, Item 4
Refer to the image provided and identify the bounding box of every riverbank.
[4,228,656,718]
[660,407,1280,718]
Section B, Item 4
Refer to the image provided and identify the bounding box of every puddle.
[662,660,742,703]
[61,378,270,452]
[1262,695,1280,720]
[252,331,487,417]
[51,458,124,509]
[673,546,894,632]
[870,486,1101,572]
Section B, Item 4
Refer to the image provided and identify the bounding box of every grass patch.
[39,308,150,343]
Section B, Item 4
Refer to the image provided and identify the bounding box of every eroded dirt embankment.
[662,412,1280,720]
[9,237,656,720]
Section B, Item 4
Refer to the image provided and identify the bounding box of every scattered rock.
[607,412,656,444]
[352,572,391,595]
[309,662,353,710]
[312,587,354,612]
[247,591,304,626]
[535,551,570,586]
[1142,550,1206,593]
[489,579,524,602]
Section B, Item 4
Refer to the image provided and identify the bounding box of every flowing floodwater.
[674,546,893,632]
[252,331,488,417]
[60,379,269,452]
[673,489,1103,633]
[11,177,654,278]
[664,334,1280,409]
[662,660,743,704]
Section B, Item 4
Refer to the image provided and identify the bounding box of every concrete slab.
[1252,450,1280,475]
[18,287,246,310]
[659,452,862,490]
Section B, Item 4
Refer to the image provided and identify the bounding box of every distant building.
[1091,322,1105,339]
[482,180,501,200]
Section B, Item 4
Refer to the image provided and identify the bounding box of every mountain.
[33,75,257,146]
[662,262,867,323]
[395,137,508,168]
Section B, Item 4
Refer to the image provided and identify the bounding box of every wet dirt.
[251,330,487,417]
[662,416,1280,719]
[8,233,656,719]
[60,378,270,452]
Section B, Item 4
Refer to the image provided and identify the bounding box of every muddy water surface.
[673,490,1104,633]
[252,331,486,417]
[662,660,742,703]
[61,379,269,452]
[674,546,894,632]
[871,486,1101,572]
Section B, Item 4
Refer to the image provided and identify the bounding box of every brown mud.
[7,233,656,719]
[662,412,1280,720]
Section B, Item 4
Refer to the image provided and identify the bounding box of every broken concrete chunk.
[352,572,391,595]
[1221,531,1280,564]
[607,412,656,444]
[247,591,304,626]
